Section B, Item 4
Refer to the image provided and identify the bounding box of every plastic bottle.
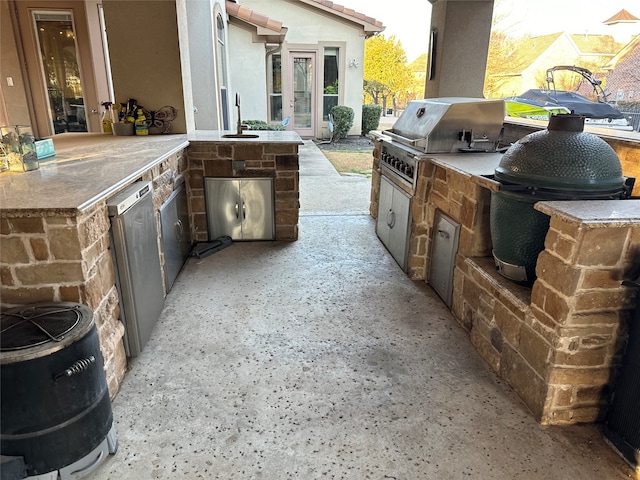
[101,102,113,134]
[135,108,149,136]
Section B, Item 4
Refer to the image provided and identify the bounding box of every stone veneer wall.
[369,134,640,425]
[454,222,639,425]
[423,160,640,425]
[0,150,188,397]
[186,141,300,242]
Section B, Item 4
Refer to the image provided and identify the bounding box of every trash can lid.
[1,302,94,363]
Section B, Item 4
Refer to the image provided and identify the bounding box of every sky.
[339,0,432,63]
[340,0,638,63]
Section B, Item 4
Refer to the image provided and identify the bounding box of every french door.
[14,1,109,137]
[32,10,87,134]
[289,52,315,137]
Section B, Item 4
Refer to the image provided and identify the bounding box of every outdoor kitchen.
[0,129,303,478]
[369,97,640,426]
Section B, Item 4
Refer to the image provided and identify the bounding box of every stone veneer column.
[187,141,300,242]
[531,215,640,424]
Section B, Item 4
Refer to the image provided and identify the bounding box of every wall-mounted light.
[349,58,359,68]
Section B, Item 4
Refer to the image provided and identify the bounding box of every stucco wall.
[426,1,494,98]
[181,0,226,131]
[0,0,30,126]
[228,23,269,124]
[102,0,187,133]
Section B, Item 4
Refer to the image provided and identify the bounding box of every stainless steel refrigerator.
[107,181,165,357]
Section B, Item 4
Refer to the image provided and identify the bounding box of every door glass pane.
[34,12,86,133]
[323,47,339,120]
[269,55,282,122]
[293,57,312,129]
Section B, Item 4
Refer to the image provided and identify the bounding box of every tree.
[484,29,520,98]
[363,35,413,115]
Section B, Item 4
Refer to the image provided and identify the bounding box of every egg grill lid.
[495,113,625,193]
[1,303,87,352]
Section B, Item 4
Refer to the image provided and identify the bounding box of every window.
[269,54,282,122]
[323,47,339,121]
[216,14,229,129]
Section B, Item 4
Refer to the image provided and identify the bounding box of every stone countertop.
[0,133,189,216]
[535,199,640,227]
[188,130,303,144]
[0,130,303,217]
[426,152,504,176]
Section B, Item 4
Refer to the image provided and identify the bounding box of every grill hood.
[383,97,505,153]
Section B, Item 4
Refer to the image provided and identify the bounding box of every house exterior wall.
[181,0,226,131]
[228,22,269,123]
[102,1,188,133]
[230,0,369,138]
[0,0,30,126]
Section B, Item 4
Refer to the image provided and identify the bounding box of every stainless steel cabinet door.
[205,178,274,240]
[109,188,165,357]
[377,176,411,271]
[206,179,243,240]
[160,183,192,291]
[428,210,461,307]
[240,179,274,240]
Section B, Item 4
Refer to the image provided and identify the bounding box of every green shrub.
[330,105,354,141]
[361,104,382,135]
[243,120,285,131]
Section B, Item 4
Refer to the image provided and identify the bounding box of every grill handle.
[382,130,421,147]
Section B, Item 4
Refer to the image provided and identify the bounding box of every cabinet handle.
[175,219,184,241]
[387,209,395,228]
[235,202,239,219]
[437,229,450,239]
[242,201,246,220]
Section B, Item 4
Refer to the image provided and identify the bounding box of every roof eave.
[296,0,384,35]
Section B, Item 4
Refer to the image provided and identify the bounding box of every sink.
[221,133,260,139]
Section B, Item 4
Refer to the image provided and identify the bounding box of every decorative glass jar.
[1,125,39,172]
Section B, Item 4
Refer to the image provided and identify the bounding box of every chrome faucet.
[235,93,245,135]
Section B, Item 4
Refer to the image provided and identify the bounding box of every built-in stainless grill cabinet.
[376,97,505,277]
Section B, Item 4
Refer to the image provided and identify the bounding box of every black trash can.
[0,302,117,478]
[490,113,633,285]
[604,280,640,468]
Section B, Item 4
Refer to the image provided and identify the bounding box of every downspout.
[265,42,283,124]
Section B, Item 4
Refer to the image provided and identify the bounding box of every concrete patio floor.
[87,141,635,479]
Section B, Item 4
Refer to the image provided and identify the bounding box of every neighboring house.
[600,35,640,103]
[603,8,640,43]
[226,0,383,139]
[488,32,625,99]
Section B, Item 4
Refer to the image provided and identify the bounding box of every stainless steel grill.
[382,97,505,153]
